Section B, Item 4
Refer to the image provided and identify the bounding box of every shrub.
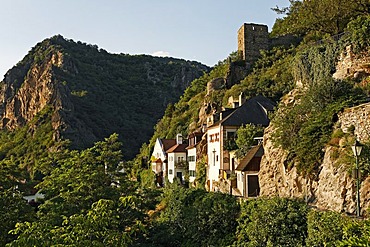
[306,210,351,246]
[234,197,308,247]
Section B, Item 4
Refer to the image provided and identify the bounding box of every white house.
[206,95,275,191]
[186,131,203,183]
[151,137,176,186]
[166,134,187,183]
[151,134,188,185]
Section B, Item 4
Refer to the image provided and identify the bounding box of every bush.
[234,197,308,247]
[306,210,351,246]
[344,15,370,52]
[146,187,239,247]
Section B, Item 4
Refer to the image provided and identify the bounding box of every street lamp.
[351,140,363,217]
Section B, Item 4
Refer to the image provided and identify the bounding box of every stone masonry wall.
[259,101,370,215]
[339,102,370,143]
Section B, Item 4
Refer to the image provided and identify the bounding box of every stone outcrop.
[260,96,370,215]
[333,45,370,81]
[1,48,69,132]
[260,128,359,213]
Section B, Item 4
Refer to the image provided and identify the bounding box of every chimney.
[239,92,245,106]
[176,134,183,144]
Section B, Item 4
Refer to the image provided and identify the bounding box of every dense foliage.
[140,185,239,247]
[271,0,370,39]
[6,134,149,246]
[0,190,35,246]
[234,197,308,247]
[224,46,296,103]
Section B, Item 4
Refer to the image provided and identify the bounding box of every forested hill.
[0,35,209,160]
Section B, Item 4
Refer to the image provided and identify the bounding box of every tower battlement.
[237,23,269,69]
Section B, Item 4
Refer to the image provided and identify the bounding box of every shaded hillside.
[0,35,209,159]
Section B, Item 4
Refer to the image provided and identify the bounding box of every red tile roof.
[161,139,177,152]
[166,143,188,153]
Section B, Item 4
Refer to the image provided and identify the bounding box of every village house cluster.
[150,94,275,197]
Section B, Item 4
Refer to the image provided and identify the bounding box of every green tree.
[336,219,370,247]
[234,197,308,247]
[306,210,351,246]
[7,134,146,246]
[235,124,264,157]
[144,186,239,247]
[0,189,35,246]
[272,0,370,38]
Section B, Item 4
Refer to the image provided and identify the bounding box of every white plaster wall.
[236,171,244,196]
[168,153,175,183]
[188,147,197,183]
[168,152,187,183]
[207,127,221,190]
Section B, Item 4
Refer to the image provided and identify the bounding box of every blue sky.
[1,0,290,79]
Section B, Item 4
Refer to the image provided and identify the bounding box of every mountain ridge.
[0,35,209,159]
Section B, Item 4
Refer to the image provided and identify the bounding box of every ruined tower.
[237,23,269,68]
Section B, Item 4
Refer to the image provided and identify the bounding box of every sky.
[0,0,290,79]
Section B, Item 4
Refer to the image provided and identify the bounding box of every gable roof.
[210,95,276,128]
[235,144,264,171]
[160,139,177,152]
[166,143,188,153]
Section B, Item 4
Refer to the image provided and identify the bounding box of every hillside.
[138,3,370,215]
[0,35,209,161]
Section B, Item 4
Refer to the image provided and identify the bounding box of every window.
[189,170,196,177]
[169,169,173,175]
[216,155,219,162]
[215,133,219,142]
[188,156,195,162]
[227,131,235,140]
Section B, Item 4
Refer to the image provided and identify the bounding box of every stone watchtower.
[237,23,269,68]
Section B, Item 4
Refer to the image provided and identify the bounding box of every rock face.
[0,35,209,159]
[0,46,73,136]
[260,99,370,215]
[260,128,358,213]
[333,46,370,81]
[260,46,370,215]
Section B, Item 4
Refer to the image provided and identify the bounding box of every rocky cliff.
[259,47,370,215]
[0,35,209,159]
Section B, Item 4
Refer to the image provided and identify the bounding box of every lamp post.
[351,140,362,217]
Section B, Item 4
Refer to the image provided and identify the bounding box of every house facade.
[206,95,275,192]
[151,134,188,185]
[207,124,238,191]
[186,132,203,183]
[166,136,188,183]
[151,136,177,186]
